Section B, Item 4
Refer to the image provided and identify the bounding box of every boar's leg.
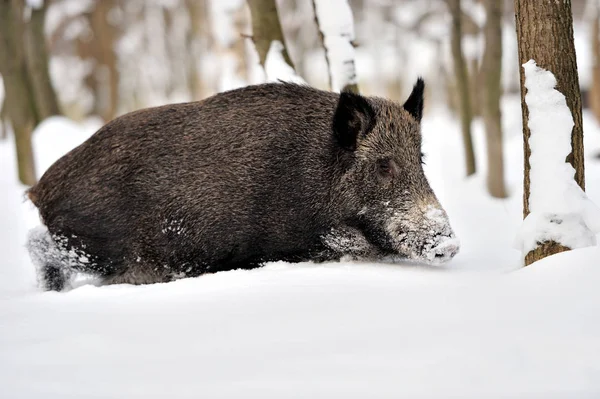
[41,263,69,291]
[27,224,128,291]
[27,226,74,291]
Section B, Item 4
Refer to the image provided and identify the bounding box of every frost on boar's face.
[332,79,459,264]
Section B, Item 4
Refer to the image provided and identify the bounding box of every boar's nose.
[425,234,460,265]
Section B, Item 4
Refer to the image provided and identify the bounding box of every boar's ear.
[333,90,376,151]
[403,78,425,122]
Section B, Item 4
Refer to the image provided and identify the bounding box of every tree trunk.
[312,0,332,90]
[24,1,61,120]
[82,0,120,122]
[247,0,295,70]
[0,100,8,139]
[447,0,476,176]
[469,58,481,118]
[590,1,600,124]
[185,0,209,99]
[233,2,251,84]
[524,241,570,266]
[481,0,507,198]
[0,0,37,185]
[312,0,359,93]
[515,0,585,265]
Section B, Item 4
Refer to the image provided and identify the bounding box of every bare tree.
[78,0,120,122]
[447,0,476,176]
[185,0,211,99]
[0,98,8,140]
[515,0,584,265]
[24,1,61,120]
[481,0,507,198]
[0,0,38,185]
[247,0,295,71]
[590,0,600,124]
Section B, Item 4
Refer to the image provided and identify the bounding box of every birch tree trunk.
[481,0,507,198]
[0,0,37,185]
[247,0,295,71]
[312,0,359,93]
[447,0,476,176]
[515,0,584,265]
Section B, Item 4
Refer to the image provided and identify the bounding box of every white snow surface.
[515,60,600,255]
[1,105,600,397]
[264,40,306,85]
[313,0,358,91]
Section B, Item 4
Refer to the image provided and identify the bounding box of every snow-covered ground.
[1,99,600,398]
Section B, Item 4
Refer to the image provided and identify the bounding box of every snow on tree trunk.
[264,41,306,84]
[515,60,600,261]
[312,0,358,93]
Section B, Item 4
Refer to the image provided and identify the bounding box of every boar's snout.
[416,206,460,265]
[423,233,460,265]
[387,204,460,265]
[417,206,460,265]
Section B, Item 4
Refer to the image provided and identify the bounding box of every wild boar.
[27,81,459,291]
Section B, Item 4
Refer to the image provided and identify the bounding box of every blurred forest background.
[1,0,599,195]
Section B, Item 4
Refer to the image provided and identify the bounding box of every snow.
[264,41,306,84]
[515,60,600,256]
[2,100,600,397]
[1,249,600,398]
[313,0,358,91]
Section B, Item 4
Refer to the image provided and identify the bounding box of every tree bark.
[233,2,251,84]
[447,0,476,176]
[247,0,295,71]
[96,0,119,121]
[481,0,507,198]
[24,1,61,120]
[80,0,120,122]
[515,0,585,265]
[590,1,600,124]
[185,0,210,99]
[0,100,8,139]
[524,241,570,266]
[0,0,37,185]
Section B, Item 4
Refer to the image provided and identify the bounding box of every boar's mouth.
[350,217,399,256]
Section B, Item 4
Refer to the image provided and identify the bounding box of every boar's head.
[332,79,459,265]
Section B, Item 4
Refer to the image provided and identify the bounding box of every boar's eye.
[377,158,396,179]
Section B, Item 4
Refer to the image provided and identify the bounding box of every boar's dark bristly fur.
[27,81,459,290]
